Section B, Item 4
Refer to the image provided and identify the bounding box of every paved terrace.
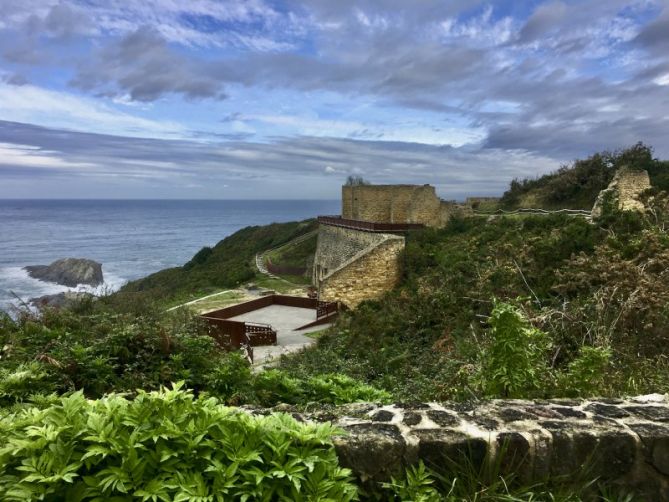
[228,304,331,366]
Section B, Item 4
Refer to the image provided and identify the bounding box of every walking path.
[166,289,235,312]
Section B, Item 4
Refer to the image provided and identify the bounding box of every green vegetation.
[0,300,388,408]
[0,385,357,501]
[264,232,317,285]
[281,170,669,401]
[500,142,665,209]
[118,219,318,306]
[2,144,669,499]
[379,459,634,501]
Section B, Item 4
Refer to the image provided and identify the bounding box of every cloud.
[634,7,669,53]
[0,119,560,199]
[71,27,226,101]
[0,82,186,138]
[0,0,668,175]
[517,1,567,43]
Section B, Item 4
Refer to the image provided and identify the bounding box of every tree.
[344,175,370,186]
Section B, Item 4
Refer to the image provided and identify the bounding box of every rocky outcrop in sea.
[24,258,103,287]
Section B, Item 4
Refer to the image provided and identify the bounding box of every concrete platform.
[228,305,331,366]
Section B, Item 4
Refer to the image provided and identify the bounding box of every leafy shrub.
[0,384,358,501]
[381,461,440,502]
[0,306,226,400]
[473,302,552,398]
[558,346,612,397]
[0,363,57,405]
[251,370,391,407]
[203,351,253,404]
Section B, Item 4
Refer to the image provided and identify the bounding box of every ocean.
[0,199,339,312]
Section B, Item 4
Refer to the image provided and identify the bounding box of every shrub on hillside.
[500,143,664,209]
[282,200,669,401]
[0,305,220,401]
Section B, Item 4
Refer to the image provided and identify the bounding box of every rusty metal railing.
[317,215,424,232]
[316,300,338,319]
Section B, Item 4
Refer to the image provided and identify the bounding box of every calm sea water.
[0,199,339,312]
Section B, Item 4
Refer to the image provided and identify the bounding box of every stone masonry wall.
[318,234,404,308]
[592,167,651,218]
[342,185,443,227]
[312,225,388,284]
[263,394,669,500]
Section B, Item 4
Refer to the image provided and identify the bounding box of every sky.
[0,0,668,199]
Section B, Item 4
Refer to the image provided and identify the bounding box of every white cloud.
[654,73,669,86]
[0,83,186,139]
[246,113,485,146]
[0,142,94,169]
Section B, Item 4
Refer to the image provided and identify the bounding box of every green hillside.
[280,145,669,401]
[117,219,318,305]
[500,142,669,209]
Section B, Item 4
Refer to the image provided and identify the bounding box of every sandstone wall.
[267,394,669,500]
[342,185,443,227]
[316,230,404,308]
[592,167,651,218]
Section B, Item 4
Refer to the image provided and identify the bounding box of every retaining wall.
[267,394,669,500]
[312,224,388,285]
[313,224,404,308]
[318,236,404,308]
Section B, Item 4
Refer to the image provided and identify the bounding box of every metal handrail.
[317,215,424,232]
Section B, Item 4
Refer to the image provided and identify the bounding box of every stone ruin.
[591,166,651,219]
[260,394,669,500]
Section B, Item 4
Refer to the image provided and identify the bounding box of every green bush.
[558,346,612,397]
[500,143,665,210]
[0,384,358,501]
[474,302,552,398]
[0,306,226,401]
[251,370,391,407]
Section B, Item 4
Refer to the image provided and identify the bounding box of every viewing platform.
[317,215,424,233]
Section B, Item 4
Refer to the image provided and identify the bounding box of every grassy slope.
[116,219,318,306]
[264,233,318,284]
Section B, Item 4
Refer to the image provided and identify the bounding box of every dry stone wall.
[261,394,669,500]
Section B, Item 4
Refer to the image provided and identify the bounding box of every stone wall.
[267,394,669,500]
[342,184,444,227]
[592,167,651,219]
[315,227,404,308]
[312,224,389,284]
